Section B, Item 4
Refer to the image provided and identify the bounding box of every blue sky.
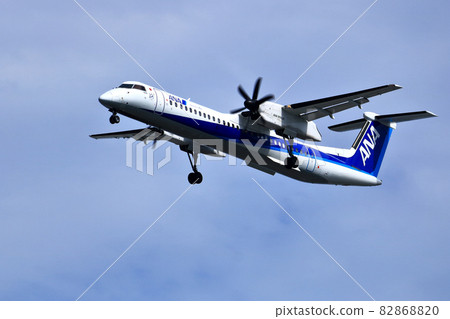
[1,0,449,301]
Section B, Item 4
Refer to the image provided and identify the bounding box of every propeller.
[230,77,274,120]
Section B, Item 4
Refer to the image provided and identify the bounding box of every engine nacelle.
[259,102,322,141]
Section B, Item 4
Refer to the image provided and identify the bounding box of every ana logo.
[169,95,182,103]
[360,126,381,166]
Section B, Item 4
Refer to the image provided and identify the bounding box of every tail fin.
[329,111,437,177]
[347,119,393,177]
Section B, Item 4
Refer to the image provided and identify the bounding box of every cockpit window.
[133,84,146,91]
[118,83,146,92]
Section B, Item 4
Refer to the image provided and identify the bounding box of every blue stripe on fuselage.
[145,109,371,176]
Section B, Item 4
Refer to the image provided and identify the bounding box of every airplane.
[91,78,436,186]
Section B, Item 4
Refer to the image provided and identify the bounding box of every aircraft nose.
[98,91,113,107]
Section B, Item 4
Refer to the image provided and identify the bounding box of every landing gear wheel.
[285,156,299,169]
[188,172,203,184]
[109,114,120,124]
[186,152,203,185]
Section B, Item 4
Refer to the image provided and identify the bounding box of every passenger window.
[208,115,211,120]
[212,116,215,121]
[189,108,192,113]
[185,106,188,111]
[194,110,197,115]
[198,111,202,116]
[169,100,173,105]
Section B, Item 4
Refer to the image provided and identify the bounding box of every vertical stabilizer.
[348,120,393,177]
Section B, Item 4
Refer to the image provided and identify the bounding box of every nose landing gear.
[109,111,120,124]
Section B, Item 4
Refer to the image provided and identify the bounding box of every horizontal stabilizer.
[329,111,437,132]
[373,111,437,124]
[328,119,366,132]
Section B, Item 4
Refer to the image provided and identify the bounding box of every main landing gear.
[187,152,203,184]
[109,111,120,124]
[284,136,299,169]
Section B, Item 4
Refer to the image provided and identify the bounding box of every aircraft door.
[154,88,165,114]
[148,88,156,110]
[305,147,317,172]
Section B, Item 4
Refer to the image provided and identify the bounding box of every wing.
[90,127,186,145]
[284,84,401,121]
[90,127,226,157]
[90,128,155,140]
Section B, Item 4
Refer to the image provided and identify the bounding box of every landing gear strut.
[187,152,203,184]
[284,136,299,169]
[109,111,120,124]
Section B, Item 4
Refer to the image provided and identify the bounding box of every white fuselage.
[98,81,382,186]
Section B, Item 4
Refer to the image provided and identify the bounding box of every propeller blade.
[231,77,274,116]
[252,77,262,100]
[238,85,250,101]
[230,106,246,114]
[257,94,275,104]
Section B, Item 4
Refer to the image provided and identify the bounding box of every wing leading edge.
[284,84,402,121]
